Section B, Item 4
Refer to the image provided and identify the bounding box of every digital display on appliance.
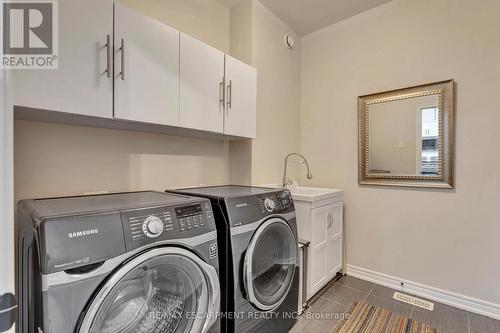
[175,204,203,218]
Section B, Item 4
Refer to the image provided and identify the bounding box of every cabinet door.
[308,204,330,297]
[224,55,257,138]
[13,0,113,118]
[114,3,179,125]
[180,33,225,133]
[326,203,343,279]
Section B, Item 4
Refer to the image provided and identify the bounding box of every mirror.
[359,80,454,188]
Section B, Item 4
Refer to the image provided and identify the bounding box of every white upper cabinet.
[179,33,225,133]
[13,0,113,118]
[224,55,257,138]
[114,3,180,125]
[13,3,256,139]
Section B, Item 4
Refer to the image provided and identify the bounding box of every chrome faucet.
[282,153,313,187]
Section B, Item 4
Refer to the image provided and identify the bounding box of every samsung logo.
[68,229,99,238]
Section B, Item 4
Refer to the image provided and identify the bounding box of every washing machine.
[167,186,299,333]
[16,191,221,333]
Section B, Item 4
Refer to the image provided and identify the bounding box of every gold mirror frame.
[358,80,455,189]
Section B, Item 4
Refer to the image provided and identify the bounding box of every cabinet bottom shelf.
[15,106,252,141]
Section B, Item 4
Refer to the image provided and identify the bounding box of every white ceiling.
[217,0,392,36]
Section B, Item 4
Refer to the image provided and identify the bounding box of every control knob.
[143,215,164,238]
[264,198,276,212]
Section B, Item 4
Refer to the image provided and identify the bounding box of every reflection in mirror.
[368,94,440,177]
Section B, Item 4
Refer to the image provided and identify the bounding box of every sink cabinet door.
[309,204,331,297]
[326,202,343,279]
[308,202,343,298]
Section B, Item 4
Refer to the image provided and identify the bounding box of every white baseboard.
[346,264,500,320]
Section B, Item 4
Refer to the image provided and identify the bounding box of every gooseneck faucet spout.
[282,153,313,187]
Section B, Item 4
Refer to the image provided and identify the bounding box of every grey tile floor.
[290,275,500,333]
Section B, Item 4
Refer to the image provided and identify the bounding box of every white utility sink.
[262,183,343,203]
[288,186,343,202]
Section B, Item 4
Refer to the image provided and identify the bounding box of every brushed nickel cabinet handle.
[105,34,111,78]
[219,81,224,104]
[227,80,232,109]
[119,38,125,80]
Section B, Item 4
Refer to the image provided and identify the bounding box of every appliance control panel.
[175,202,212,232]
[120,200,215,251]
[123,209,175,242]
[226,189,295,227]
[257,190,294,214]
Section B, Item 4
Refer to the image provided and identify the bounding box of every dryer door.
[78,247,219,333]
[243,218,298,311]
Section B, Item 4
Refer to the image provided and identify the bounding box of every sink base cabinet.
[294,197,344,300]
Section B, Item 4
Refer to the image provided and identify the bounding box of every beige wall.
[228,0,302,186]
[119,0,230,52]
[229,0,254,65]
[301,0,500,305]
[251,0,302,185]
[14,121,229,201]
[14,0,231,202]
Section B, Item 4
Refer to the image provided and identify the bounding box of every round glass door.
[79,247,219,333]
[244,218,298,311]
